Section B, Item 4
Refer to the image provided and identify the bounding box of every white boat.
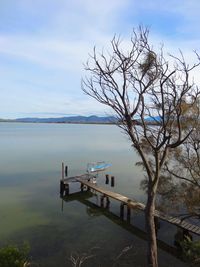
[87,161,112,173]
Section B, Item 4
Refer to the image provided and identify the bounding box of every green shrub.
[0,243,29,267]
[180,237,200,264]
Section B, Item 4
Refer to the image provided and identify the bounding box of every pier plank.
[75,178,200,236]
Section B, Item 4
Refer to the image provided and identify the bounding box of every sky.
[1,0,200,119]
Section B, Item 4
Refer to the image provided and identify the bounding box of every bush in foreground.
[0,243,30,267]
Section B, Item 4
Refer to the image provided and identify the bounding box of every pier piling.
[120,203,125,219]
[106,197,110,209]
[127,206,131,222]
[60,173,200,236]
[60,180,69,196]
[62,162,64,180]
[105,174,109,184]
[111,176,115,187]
[100,195,105,208]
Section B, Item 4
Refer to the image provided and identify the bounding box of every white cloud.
[0,35,85,71]
[1,0,200,118]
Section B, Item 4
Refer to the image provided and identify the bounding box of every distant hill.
[13,115,118,124]
[143,116,162,124]
[0,115,162,125]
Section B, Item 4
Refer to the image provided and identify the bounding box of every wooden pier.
[60,172,200,236]
[62,191,184,258]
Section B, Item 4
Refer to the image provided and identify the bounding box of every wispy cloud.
[0,35,90,71]
[0,0,200,118]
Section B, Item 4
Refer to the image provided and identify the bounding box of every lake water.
[0,123,188,266]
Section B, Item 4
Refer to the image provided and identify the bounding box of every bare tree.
[82,27,200,267]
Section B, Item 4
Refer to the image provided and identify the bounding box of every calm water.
[0,123,188,266]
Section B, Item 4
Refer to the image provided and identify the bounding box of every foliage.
[82,26,200,267]
[159,98,200,219]
[0,243,30,267]
[180,237,200,265]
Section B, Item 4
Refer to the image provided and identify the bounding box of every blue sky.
[1,0,200,119]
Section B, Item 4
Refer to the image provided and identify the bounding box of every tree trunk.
[145,188,158,267]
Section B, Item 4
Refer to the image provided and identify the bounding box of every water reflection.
[0,123,190,266]
[61,190,187,266]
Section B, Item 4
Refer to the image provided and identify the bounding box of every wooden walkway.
[62,191,184,258]
[74,178,200,236]
[63,173,94,182]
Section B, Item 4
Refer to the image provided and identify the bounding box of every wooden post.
[62,162,64,180]
[120,203,124,219]
[105,174,109,184]
[100,195,105,208]
[65,165,68,177]
[127,206,131,222]
[111,176,115,187]
[80,183,84,192]
[86,183,91,191]
[60,181,69,196]
[60,180,65,196]
[64,183,69,195]
[106,197,110,209]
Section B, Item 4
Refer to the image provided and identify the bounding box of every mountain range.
[0,115,117,124]
[0,115,162,125]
